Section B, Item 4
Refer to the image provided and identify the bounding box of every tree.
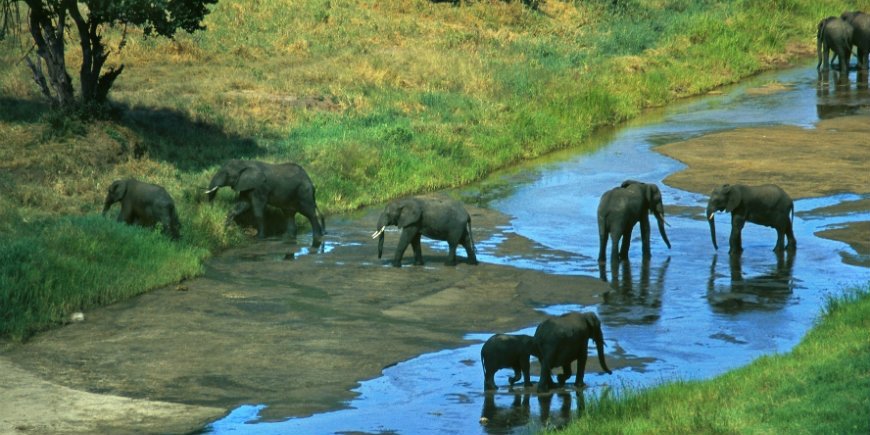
[4,0,216,111]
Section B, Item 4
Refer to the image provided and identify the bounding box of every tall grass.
[562,286,870,434]
[1,0,867,340]
[0,215,210,340]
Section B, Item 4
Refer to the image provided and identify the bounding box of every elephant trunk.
[595,330,612,375]
[654,210,671,249]
[101,199,113,216]
[707,204,719,250]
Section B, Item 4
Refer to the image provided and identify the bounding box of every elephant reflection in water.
[599,258,670,325]
[538,391,584,430]
[480,393,530,433]
[816,68,870,119]
[707,251,796,312]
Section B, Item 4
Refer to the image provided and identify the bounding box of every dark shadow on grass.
[120,104,265,172]
[0,97,49,123]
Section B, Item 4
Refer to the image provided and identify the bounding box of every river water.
[207,65,869,434]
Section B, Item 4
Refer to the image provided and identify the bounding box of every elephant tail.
[316,205,326,235]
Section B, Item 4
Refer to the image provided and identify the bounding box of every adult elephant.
[481,334,540,391]
[817,16,853,74]
[842,11,870,70]
[534,312,612,393]
[102,179,180,240]
[205,159,325,247]
[706,184,796,255]
[371,195,478,267]
[597,180,671,264]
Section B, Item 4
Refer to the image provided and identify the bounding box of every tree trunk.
[25,0,75,107]
[67,0,123,104]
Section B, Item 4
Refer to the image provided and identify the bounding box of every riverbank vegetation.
[561,287,870,434]
[0,0,865,340]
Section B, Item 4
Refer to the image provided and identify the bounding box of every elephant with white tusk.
[373,195,478,267]
[206,159,325,247]
[706,183,796,255]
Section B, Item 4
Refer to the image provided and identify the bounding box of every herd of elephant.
[817,10,870,75]
[103,158,798,392]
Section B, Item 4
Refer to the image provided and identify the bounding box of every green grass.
[560,287,870,434]
[0,0,867,340]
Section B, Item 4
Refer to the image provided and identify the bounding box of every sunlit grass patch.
[0,216,208,341]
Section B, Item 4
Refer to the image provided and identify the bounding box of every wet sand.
[2,115,868,434]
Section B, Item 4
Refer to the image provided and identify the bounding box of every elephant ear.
[725,185,742,212]
[111,180,127,199]
[236,166,265,193]
[397,200,423,228]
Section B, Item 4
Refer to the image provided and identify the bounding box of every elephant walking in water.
[597,180,671,264]
[534,312,612,393]
[102,179,181,240]
[817,16,853,74]
[481,334,540,391]
[372,195,478,267]
[206,159,325,247]
[706,183,796,255]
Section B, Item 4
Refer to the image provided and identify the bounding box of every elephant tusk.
[708,213,715,220]
[371,226,386,239]
[204,186,220,195]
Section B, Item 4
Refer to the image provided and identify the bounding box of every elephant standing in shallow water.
[481,334,540,391]
[372,196,478,267]
[706,184,796,255]
[206,159,324,247]
[597,180,671,264]
[817,16,853,74]
[103,179,181,240]
[534,312,612,393]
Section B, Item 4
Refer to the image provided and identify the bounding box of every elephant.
[817,16,853,75]
[206,159,325,247]
[706,184,796,255]
[533,312,612,393]
[102,179,180,240]
[842,11,870,70]
[597,180,671,264]
[481,334,540,391]
[371,195,478,267]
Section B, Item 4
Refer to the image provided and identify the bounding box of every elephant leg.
[297,202,323,248]
[557,364,572,386]
[446,242,458,266]
[251,196,267,239]
[598,228,608,264]
[392,229,415,267]
[484,367,497,391]
[284,208,298,242]
[619,230,631,260]
[729,216,745,255]
[521,359,532,386]
[462,235,478,265]
[118,206,134,224]
[411,233,424,265]
[508,365,521,386]
[774,228,785,252]
[576,343,589,387]
[786,224,797,251]
[640,217,651,257]
[610,232,621,264]
[538,352,554,393]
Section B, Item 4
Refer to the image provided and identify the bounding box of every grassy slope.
[0,0,863,341]
[561,288,870,434]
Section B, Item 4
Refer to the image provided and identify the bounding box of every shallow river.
[207,65,870,434]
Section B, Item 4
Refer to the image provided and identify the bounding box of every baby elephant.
[372,195,478,267]
[481,334,540,391]
[103,179,181,240]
